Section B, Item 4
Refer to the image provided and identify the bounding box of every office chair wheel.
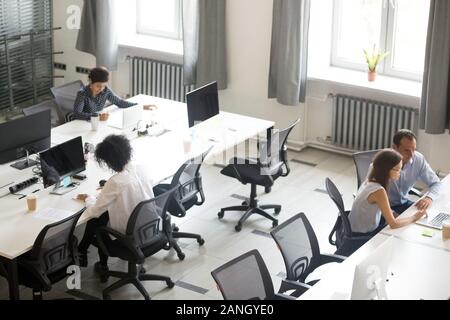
[197,238,205,246]
[241,201,247,206]
[173,225,179,232]
[274,208,281,215]
[235,224,242,232]
[217,211,224,219]
[177,252,185,260]
[272,220,278,228]
[103,294,112,300]
[166,280,175,288]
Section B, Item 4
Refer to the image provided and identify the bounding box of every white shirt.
[349,181,384,233]
[84,163,154,234]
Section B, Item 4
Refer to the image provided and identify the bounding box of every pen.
[32,189,40,193]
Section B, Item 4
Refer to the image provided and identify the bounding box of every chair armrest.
[278,279,312,298]
[272,293,297,300]
[409,187,423,198]
[318,253,346,265]
[96,227,141,260]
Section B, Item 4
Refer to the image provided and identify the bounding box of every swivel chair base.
[172,226,205,246]
[218,184,280,232]
[102,262,174,300]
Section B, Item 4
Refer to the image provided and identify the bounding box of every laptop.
[416,212,450,230]
[108,104,143,129]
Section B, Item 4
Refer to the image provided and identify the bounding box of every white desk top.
[299,174,450,300]
[0,95,274,260]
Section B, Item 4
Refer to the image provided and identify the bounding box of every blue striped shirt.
[73,85,136,120]
[388,151,442,206]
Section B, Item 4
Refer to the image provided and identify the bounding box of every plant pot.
[368,71,377,82]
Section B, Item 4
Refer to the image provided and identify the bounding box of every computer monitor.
[39,136,85,195]
[350,237,394,300]
[0,109,51,169]
[186,81,219,127]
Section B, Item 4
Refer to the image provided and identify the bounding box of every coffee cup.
[442,219,450,241]
[91,113,99,131]
[26,194,37,212]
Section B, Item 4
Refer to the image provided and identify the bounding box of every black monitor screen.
[39,136,85,188]
[186,81,219,127]
[0,110,51,164]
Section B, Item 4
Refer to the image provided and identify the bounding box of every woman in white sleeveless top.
[349,149,426,234]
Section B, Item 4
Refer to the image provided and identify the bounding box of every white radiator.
[332,94,419,151]
[129,56,194,102]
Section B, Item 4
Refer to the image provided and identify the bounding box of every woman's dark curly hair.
[95,135,132,172]
[88,67,109,83]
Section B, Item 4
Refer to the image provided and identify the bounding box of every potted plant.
[363,45,389,81]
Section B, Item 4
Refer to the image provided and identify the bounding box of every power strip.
[9,177,39,194]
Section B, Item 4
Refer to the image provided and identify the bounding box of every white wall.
[52,0,450,173]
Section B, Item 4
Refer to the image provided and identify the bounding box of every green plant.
[363,45,389,72]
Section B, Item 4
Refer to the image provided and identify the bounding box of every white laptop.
[415,212,450,230]
[108,104,143,129]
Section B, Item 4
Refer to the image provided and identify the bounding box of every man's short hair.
[393,129,416,146]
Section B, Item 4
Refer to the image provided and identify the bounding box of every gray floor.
[0,147,358,300]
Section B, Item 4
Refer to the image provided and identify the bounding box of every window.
[332,0,430,81]
[136,0,182,40]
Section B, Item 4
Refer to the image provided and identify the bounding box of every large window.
[136,0,182,40]
[332,0,430,81]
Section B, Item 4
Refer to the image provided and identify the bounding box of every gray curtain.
[268,0,310,105]
[182,0,227,89]
[420,0,450,134]
[76,0,118,70]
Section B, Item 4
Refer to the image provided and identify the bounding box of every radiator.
[129,57,194,102]
[332,94,419,151]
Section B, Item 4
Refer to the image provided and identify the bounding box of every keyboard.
[429,213,450,229]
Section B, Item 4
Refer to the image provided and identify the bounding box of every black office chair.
[325,178,372,256]
[352,149,422,197]
[270,212,345,296]
[153,147,212,247]
[0,209,84,300]
[211,249,309,300]
[352,149,380,189]
[50,80,83,123]
[23,99,64,127]
[95,187,180,300]
[218,119,299,231]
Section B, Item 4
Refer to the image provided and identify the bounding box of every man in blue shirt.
[389,129,442,214]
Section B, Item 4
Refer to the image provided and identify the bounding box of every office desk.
[299,174,450,300]
[0,95,274,299]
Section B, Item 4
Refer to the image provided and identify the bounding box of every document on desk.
[32,207,75,221]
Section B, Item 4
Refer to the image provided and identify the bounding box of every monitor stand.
[10,158,38,170]
[50,180,77,195]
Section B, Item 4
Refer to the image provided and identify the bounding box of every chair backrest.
[126,186,177,248]
[211,249,275,300]
[50,80,83,121]
[352,149,380,188]
[168,147,212,216]
[23,99,63,127]
[29,209,84,275]
[259,118,300,176]
[325,178,352,241]
[270,213,321,283]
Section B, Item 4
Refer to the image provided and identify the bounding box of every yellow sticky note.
[421,229,434,238]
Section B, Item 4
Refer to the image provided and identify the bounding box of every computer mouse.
[99,179,107,187]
